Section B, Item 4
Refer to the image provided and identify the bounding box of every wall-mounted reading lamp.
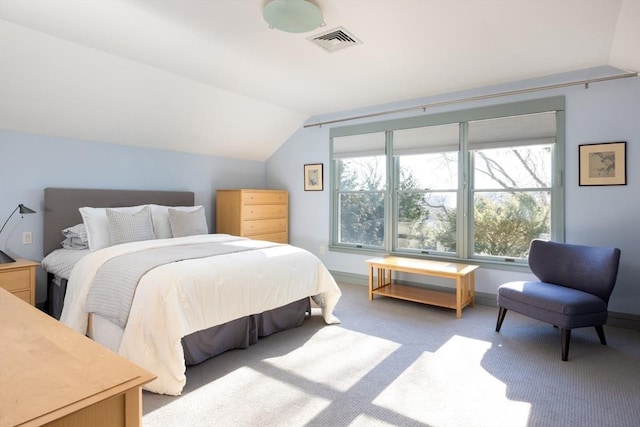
[0,204,36,264]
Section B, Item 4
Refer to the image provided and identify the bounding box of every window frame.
[329,97,565,269]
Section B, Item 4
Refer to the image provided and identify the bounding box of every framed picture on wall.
[304,163,323,191]
[579,141,627,186]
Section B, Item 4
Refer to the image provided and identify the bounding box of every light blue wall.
[2,67,637,316]
[0,131,266,303]
[267,67,640,316]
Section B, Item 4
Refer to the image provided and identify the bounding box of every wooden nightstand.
[0,258,38,306]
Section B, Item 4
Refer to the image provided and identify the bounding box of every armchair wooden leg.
[595,325,607,345]
[496,307,508,332]
[561,328,571,361]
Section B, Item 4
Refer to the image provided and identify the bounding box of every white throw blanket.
[61,234,341,395]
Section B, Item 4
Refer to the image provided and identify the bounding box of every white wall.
[0,131,266,303]
[267,67,640,316]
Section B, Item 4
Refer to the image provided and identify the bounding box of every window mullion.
[330,153,338,246]
[459,122,470,259]
[552,110,565,242]
[386,131,394,252]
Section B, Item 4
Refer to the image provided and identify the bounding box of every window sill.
[328,245,531,273]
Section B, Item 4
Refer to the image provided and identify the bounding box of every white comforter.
[61,234,341,395]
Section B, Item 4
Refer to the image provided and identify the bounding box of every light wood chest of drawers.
[0,258,38,306]
[216,189,288,243]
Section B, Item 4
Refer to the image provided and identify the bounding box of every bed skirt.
[46,273,67,320]
[182,297,311,365]
[47,274,310,366]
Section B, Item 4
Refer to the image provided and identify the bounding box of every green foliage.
[340,193,384,245]
[473,192,549,257]
[337,158,387,246]
[398,170,428,223]
[432,192,549,258]
[432,205,457,252]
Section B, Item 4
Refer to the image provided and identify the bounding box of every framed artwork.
[304,163,323,191]
[579,141,627,186]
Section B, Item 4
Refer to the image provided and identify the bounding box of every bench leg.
[455,277,462,318]
[561,328,571,361]
[495,307,507,332]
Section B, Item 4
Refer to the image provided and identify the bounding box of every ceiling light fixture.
[263,0,324,33]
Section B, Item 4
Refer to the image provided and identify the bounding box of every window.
[333,132,386,249]
[394,123,459,255]
[469,113,556,259]
[330,98,564,265]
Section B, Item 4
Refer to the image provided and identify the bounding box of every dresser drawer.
[243,204,287,220]
[0,269,31,292]
[242,191,287,205]
[242,218,287,236]
[249,232,288,243]
[11,289,32,304]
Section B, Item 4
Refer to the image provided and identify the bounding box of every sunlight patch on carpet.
[351,413,404,426]
[143,365,332,426]
[263,326,401,392]
[372,335,532,426]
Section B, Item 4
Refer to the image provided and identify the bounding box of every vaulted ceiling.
[0,1,638,161]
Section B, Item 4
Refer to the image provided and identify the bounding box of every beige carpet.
[142,282,640,426]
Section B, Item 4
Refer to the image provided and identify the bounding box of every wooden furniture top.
[366,256,478,277]
[216,188,285,192]
[0,258,39,272]
[0,288,156,427]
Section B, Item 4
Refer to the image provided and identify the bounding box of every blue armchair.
[496,239,621,361]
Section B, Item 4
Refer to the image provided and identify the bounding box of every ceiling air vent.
[309,26,361,53]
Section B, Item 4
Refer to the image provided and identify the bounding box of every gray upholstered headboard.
[43,188,195,256]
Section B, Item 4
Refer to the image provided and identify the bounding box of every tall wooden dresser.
[216,189,288,243]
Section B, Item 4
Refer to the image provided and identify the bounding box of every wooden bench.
[366,256,479,318]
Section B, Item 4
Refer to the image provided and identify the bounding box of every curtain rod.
[304,71,638,128]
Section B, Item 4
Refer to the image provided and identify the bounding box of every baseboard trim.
[330,271,368,286]
[607,312,640,330]
[329,270,640,330]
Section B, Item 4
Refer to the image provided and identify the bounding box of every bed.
[41,188,341,396]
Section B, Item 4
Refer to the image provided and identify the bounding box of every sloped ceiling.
[0,0,638,161]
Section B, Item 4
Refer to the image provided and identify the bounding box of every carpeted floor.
[142,282,640,426]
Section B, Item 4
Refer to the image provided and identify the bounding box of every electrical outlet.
[319,245,325,255]
[23,231,33,245]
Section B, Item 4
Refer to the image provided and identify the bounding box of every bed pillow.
[80,205,147,250]
[60,223,89,250]
[168,206,208,237]
[149,204,203,239]
[106,205,156,246]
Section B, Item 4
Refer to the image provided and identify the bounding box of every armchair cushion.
[498,281,608,329]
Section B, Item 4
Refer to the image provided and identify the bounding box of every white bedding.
[60,234,341,395]
[41,248,89,279]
